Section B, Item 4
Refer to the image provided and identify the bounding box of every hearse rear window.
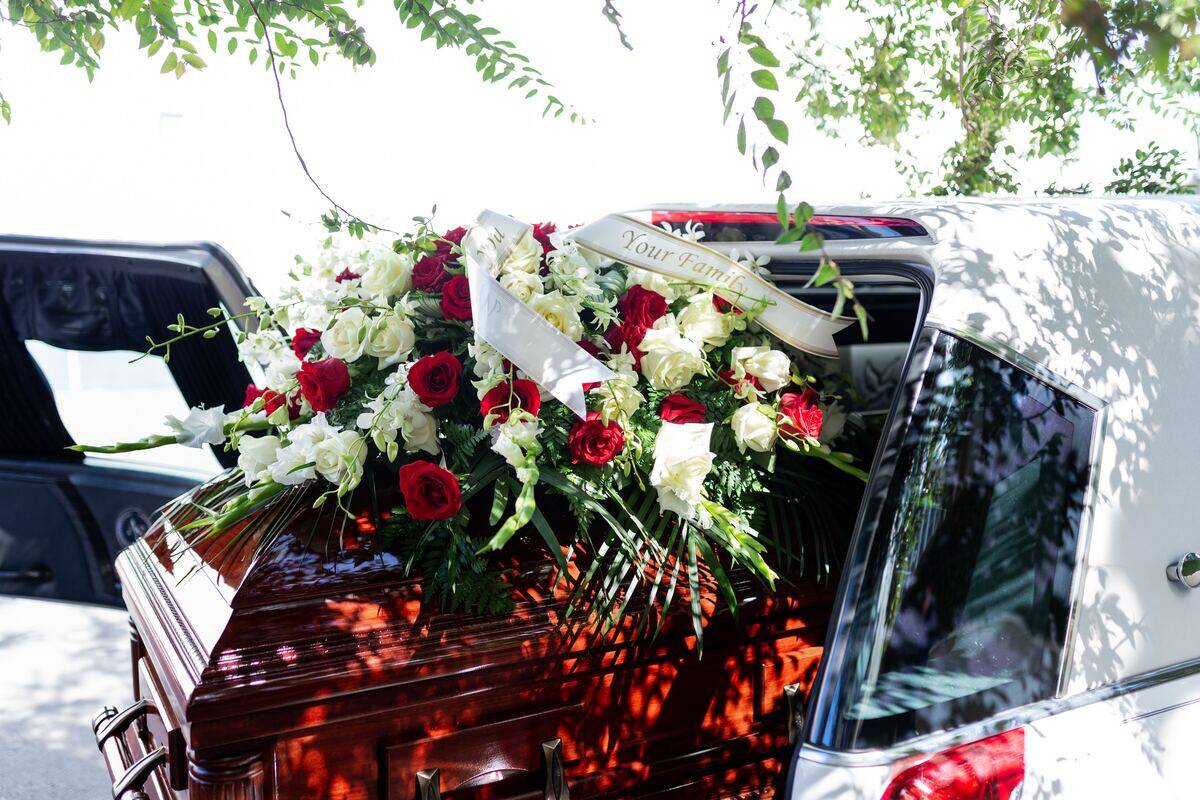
[808,329,1096,751]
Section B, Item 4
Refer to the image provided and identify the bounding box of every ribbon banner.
[566,214,853,358]
[464,210,617,419]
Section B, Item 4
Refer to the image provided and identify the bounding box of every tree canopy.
[3,0,1196,200]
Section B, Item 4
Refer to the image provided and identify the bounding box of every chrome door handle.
[1166,552,1200,588]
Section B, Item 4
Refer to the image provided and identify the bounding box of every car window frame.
[799,319,1108,765]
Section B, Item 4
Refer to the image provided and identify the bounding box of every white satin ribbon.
[566,214,852,358]
[463,210,617,419]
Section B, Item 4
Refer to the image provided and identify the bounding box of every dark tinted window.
[808,330,1096,751]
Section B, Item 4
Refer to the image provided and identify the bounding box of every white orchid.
[165,406,228,449]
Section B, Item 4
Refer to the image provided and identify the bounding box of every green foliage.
[770,0,1200,195]
[1105,142,1196,194]
[390,514,516,615]
[0,0,582,122]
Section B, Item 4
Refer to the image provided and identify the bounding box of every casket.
[93,478,832,800]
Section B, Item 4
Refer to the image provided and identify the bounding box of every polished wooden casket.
[93,479,831,800]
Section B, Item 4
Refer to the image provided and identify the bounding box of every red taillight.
[647,209,925,231]
[881,728,1024,800]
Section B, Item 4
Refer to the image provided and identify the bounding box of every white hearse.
[663,197,1200,800]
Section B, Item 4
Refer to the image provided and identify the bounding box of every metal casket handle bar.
[92,699,157,747]
[1167,552,1200,588]
[415,738,571,800]
[112,746,167,799]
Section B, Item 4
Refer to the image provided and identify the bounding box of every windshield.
[807,329,1096,751]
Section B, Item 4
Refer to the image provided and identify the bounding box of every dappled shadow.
[878,197,1199,782]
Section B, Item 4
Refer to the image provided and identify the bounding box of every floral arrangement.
[81,213,865,637]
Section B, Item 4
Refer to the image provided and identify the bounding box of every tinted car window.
[808,329,1096,751]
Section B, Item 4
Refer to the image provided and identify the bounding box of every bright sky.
[0,0,1196,295]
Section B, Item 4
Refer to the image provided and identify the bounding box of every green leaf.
[160,52,178,73]
[794,201,814,226]
[207,30,217,51]
[489,478,510,526]
[736,118,746,155]
[800,232,822,252]
[716,46,730,75]
[762,146,779,171]
[751,69,778,91]
[747,44,780,67]
[810,260,838,287]
[776,194,789,228]
[752,95,775,121]
[763,117,789,144]
[855,301,870,339]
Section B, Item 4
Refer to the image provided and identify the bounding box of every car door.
[0,236,257,605]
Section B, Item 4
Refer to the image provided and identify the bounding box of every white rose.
[311,430,367,489]
[731,344,792,393]
[366,314,416,369]
[529,291,584,340]
[360,249,413,298]
[269,441,316,485]
[264,352,302,395]
[237,435,280,486]
[639,317,706,391]
[500,230,543,274]
[730,403,778,453]
[401,407,439,455]
[165,406,227,448]
[650,422,715,521]
[500,270,544,303]
[677,292,736,348]
[321,307,370,363]
[628,267,679,302]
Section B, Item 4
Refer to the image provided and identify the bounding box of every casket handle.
[112,745,167,799]
[93,699,157,748]
[414,738,570,800]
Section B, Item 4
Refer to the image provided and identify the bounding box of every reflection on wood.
[108,479,834,799]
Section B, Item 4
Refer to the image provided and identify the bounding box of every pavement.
[0,596,131,799]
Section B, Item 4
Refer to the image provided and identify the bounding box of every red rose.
[618,285,668,328]
[567,411,625,466]
[480,379,542,425]
[575,340,603,392]
[712,294,743,315]
[297,358,350,413]
[718,368,763,397]
[435,226,468,257]
[778,390,823,440]
[292,327,322,360]
[532,222,557,255]
[440,274,472,321]
[659,394,707,424]
[243,384,299,419]
[334,267,361,283]
[398,460,462,521]
[408,351,462,408]
[413,254,452,292]
[604,321,648,369]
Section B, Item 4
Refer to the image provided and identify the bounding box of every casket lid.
[117,476,825,754]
